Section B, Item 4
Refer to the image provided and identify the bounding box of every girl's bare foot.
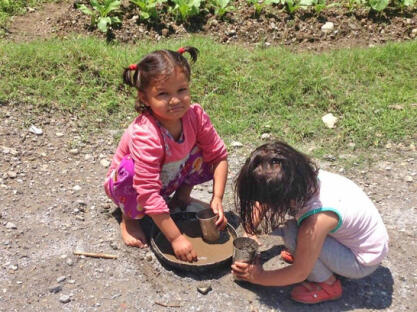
[120,215,148,248]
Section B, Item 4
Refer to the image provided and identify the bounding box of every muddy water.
[154,219,235,265]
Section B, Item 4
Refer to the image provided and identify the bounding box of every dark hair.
[122,46,199,113]
[234,141,319,234]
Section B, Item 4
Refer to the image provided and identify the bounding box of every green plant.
[246,0,280,17]
[77,0,121,32]
[169,0,202,22]
[210,0,235,18]
[130,0,166,20]
[299,0,327,13]
[367,0,389,11]
[282,0,300,13]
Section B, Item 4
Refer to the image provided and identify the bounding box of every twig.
[73,251,117,259]
[154,301,182,308]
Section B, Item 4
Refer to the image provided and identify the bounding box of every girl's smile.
[139,67,191,131]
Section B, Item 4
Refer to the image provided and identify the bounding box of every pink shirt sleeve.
[191,104,228,163]
[129,118,169,215]
[106,127,131,178]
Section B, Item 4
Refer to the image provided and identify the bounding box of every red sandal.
[280,249,294,264]
[291,280,342,304]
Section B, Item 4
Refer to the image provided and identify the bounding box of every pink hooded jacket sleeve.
[129,117,169,215]
[191,104,227,163]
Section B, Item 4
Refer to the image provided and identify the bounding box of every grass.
[0,36,416,158]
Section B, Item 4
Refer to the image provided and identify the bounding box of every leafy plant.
[367,0,389,11]
[169,0,201,22]
[77,0,121,32]
[282,0,301,14]
[210,0,235,18]
[130,0,166,20]
[247,0,280,17]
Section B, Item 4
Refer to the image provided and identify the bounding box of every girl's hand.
[171,234,197,263]
[231,257,264,284]
[210,196,227,230]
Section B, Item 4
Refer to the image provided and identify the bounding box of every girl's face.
[139,67,191,128]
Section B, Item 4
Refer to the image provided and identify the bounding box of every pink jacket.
[106,104,227,215]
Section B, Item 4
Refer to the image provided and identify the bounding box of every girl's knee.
[283,220,298,252]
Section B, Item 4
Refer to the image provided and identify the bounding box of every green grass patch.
[0,36,416,156]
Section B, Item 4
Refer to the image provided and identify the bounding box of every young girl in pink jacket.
[104,47,228,263]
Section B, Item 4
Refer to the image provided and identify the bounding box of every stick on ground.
[73,251,117,259]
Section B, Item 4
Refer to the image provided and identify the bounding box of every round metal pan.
[150,212,238,272]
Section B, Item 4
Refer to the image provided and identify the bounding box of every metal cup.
[232,237,259,263]
[196,208,220,243]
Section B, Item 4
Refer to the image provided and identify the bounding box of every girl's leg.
[120,214,148,248]
[282,220,379,282]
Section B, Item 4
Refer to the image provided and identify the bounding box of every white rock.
[73,185,82,192]
[230,141,243,148]
[100,159,110,168]
[84,154,93,160]
[321,22,334,33]
[5,222,17,229]
[261,133,271,140]
[69,149,79,155]
[322,113,338,128]
[405,176,413,183]
[56,132,64,137]
[7,171,17,178]
[57,276,66,283]
[29,125,43,135]
[59,295,71,303]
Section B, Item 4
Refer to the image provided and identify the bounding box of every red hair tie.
[177,47,186,54]
[128,64,137,70]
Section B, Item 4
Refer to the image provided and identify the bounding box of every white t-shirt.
[296,170,389,266]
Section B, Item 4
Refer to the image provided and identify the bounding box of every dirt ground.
[1,2,417,311]
[3,1,417,51]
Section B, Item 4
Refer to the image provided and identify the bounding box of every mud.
[153,219,235,266]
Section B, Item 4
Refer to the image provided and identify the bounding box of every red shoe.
[291,280,342,304]
[280,250,294,264]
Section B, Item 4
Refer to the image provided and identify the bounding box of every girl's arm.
[151,213,197,263]
[232,211,338,286]
[210,158,228,229]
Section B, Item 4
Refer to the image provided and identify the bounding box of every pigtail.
[177,46,199,63]
[122,64,139,88]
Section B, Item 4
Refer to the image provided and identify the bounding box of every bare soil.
[3,1,417,51]
[1,2,417,311]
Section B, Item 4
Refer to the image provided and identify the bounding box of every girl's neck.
[158,118,183,141]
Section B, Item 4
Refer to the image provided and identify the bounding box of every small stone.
[100,159,110,168]
[405,176,413,183]
[69,149,79,155]
[7,171,17,179]
[59,295,71,304]
[322,113,338,128]
[73,185,82,192]
[57,276,66,283]
[197,284,212,295]
[110,242,119,250]
[230,141,243,148]
[49,284,62,294]
[28,125,43,135]
[321,22,334,33]
[161,28,169,37]
[5,222,17,229]
[56,132,64,137]
[261,133,271,140]
[9,264,18,271]
[84,154,93,160]
[145,252,153,262]
[66,258,74,266]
